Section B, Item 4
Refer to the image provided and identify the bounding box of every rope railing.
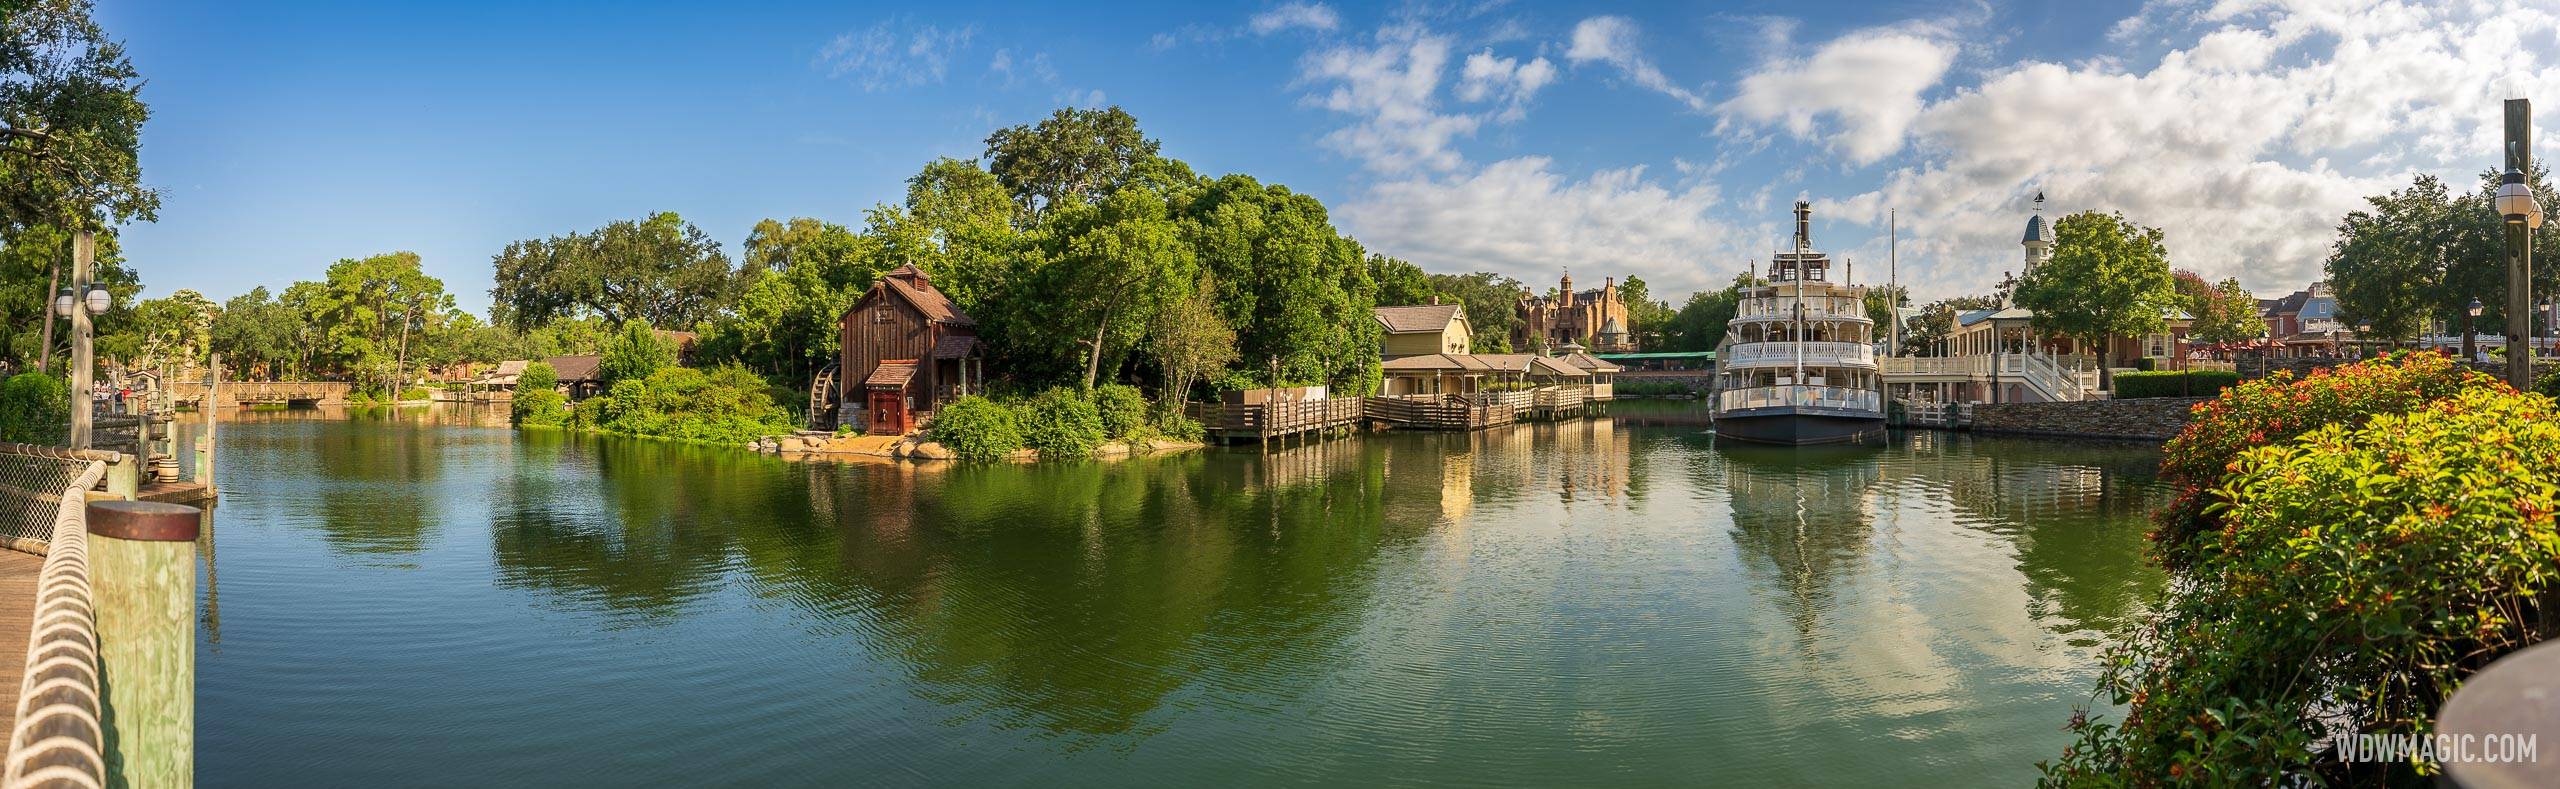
[0,446,116,554]
[2,459,106,789]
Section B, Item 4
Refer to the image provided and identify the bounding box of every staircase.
[807,363,840,431]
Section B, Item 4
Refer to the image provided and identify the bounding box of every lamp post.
[66,230,103,449]
[2497,98,2541,391]
[2466,297,2485,362]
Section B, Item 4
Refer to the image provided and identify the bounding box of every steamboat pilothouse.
[1709,201,1886,445]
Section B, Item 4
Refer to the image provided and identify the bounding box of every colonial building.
[1374,302,1472,359]
[836,264,981,435]
[1515,271,1636,353]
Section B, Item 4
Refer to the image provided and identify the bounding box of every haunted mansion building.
[1515,271,1636,353]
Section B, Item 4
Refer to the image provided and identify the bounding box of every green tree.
[489,212,736,331]
[1903,295,2001,356]
[300,252,448,396]
[1426,271,1526,353]
[703,217,876,384]
[2188,277,2266,345]
[983,106,1161,216]
[1369,256,1432,306]
[1147,275,1237,403]
[1662,272,1764,352]
[2326,175,2458,346]
[2013,211,2178,379]
[127,287,215,370]
[1618,275,1677,348]
[210,286,297,379]
[0,0,159,232]
[1035,188,1195,389]
[1181,174,1380,390]
[598,320,674,386]
[0,222,135,373]
[1862,284,1907,346]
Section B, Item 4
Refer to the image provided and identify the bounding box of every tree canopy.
[2013,211,2178,367]
[0,0,157,231]
[490,212,736,331]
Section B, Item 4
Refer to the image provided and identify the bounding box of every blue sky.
[108,0,2560,314]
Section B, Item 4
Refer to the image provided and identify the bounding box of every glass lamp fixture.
[2496,168,2544,228]
[52,287,73,318]
[82,283,109,315]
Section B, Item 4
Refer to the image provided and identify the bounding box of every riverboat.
[1709,201,1886,445]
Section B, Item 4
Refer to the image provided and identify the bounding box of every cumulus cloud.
[1564,16,1708,112]
[817,19,976,92]
[1252,2,1341,35]
[1343,157,1761,294]
[1300,27,1481,172]
[1456,49,1555,122]
[1718,30,1958,164]
[1838,0,2560,300]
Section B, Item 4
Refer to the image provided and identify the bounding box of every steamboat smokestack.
[1793,200,1812,252]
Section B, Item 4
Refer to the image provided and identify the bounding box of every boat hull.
[1713,405,1886,446]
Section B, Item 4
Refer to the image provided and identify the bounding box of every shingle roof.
[877,264,975,327]
[864,360,916,388]
[1562,352,1623,372]
[544,355,601,382]
[930,335,978,359]
[2022,214,2049,244]
[1373,304,1464,334]
[491,360,529,377]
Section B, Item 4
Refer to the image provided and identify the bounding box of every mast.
[1888,209,1898,358]
[1792,200,1808,389]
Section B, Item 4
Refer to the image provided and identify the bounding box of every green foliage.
[2325,169,2560,347]
[296,251,453,396]
[698,217,878,384]
[2536,367,2560,401]
[527,365,791,445]
[598,320,675,385]
[2046,386,2560,785]
[397,386,433,402]
[1662,272,1766,352]
[1612,379,1696,397]
[1370,256,1432,306]
[2107,370,2237,399]
[927,395,1023,461]
[2152,351,2499,568]
[2186,275,2266,344]
[2129,356,2157,372]
[2014,211,2178,370]
[983,106,1162,215]
[1091,383,1147,439]
[517,361,556,393]
[1151,406,1204,443]
[1861,285,1907,344]
[0,0,159,230]
[1426,271,1524,353]
[1017,387,1104,460]
[0,372,69,445]
[490,211,737,331]
[1901,294,2002,356]
[1617,275,1678,347]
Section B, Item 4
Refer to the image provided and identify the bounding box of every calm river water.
[194,403,2167,787]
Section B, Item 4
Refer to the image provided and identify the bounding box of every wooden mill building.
[838,264,981,434]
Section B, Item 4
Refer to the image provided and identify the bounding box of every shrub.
[598,320,675,385]
[399,386,434,401]
[2536,367,2560,401]
[2108,370,2239,399]
[1092,384,1148,439]
[0,372,70,445]
[2152,351,2499,568]
[1018,387,1104,460]
[1614,379,1695,397]
[2046,387,2560,785]
[518,361,557,393]
[2132,356,2158,372]
[1153,408,1204,443]
[928,395,1024,461]
[512,389,569,427]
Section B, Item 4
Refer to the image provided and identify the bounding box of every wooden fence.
[1188,398,1366,443]
[1363,395,1516,431]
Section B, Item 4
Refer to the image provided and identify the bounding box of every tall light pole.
[67,229,98,449]
[2466,297,2485,362]
[2497,98,2542,391]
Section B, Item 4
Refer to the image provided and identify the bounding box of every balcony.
[1721,341,1875,368]
[1716,384,1881,413]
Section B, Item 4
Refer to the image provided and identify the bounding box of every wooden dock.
[1364,395,1517,431]
[0,547,39,737]
[1189,398,1366,445]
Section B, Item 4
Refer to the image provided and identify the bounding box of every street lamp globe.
[51,288,73,318]
[2496,168,2544,229]
[82,283,110,315]
[2468,297,2485,317]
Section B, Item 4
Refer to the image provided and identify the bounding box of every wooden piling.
[85,500,196,789]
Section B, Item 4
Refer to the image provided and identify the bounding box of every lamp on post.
[2498,98,2539,390]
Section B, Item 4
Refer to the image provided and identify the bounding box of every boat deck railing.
[1716,385,1882,414]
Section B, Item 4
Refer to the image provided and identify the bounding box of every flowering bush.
[2152,351,2499,568]
[2044,387,2560,785]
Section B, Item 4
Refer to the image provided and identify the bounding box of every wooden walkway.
[0,547,42,736]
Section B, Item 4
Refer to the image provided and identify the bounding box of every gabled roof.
[1562,352,1623,372]
[864,360,917,388]
[544,355,601,383]
[865,264,976,327]
[1957,307,2034,327]
[1377,352,1589,376]
[1381,354,1497,372]
[1373,303,1465,334]
[491,360,529,377]
[2266,289,2312,317]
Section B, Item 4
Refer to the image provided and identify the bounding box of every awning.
[930,335,978,359]
[865,361,916,388]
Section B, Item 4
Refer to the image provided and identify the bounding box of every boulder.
[909,441,956,460]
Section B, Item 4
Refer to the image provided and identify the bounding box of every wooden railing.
[1362,396,1515,430]
[1188,398,1364,438]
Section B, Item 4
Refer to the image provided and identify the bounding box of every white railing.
[1879,356,1989,376]
[1716,385,1881,413]
[1722,341,1875,368]
[1737,296,1867,319]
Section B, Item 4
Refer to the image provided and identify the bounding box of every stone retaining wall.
[1970,397,2207,442]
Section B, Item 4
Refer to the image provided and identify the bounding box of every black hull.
[1714,407,1886,446]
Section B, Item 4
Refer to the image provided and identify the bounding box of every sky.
[105,0,2560,315]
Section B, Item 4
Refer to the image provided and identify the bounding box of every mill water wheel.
[807,363,841,431]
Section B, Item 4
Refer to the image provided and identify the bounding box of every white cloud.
[817,19,976,92]
[1841,0,2560,301]
[1564,16,1708,112]
[1456,49,1555,122]
[1718,30,1958,164]
[1251,3,1341,36]
[1343,157,1759,295]
[1300,27,1480,172]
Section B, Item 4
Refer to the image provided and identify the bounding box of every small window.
[874,303,895,324]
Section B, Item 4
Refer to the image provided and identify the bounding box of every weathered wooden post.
[84,500,197,788]
[198,354,218,496]
[103,453,139,501]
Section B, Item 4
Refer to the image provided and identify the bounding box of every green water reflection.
[199,407,2166,787]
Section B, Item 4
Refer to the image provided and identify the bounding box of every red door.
[868,389,906,434]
